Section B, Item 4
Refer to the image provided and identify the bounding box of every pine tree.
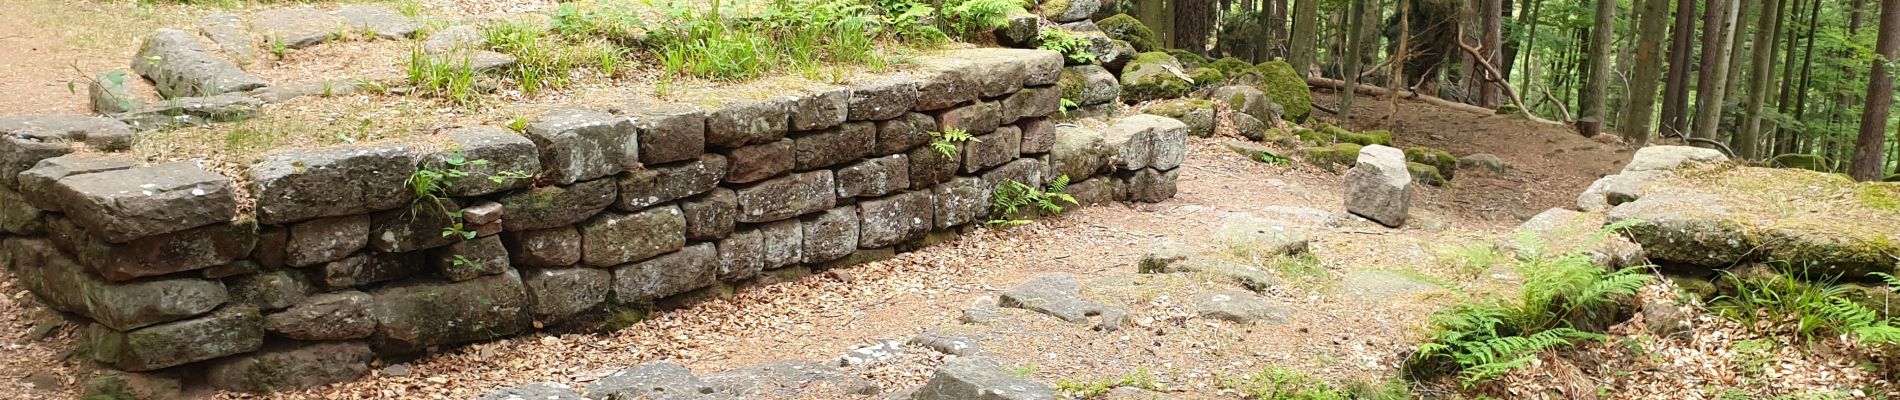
[1577,0,1616,137]
[1852,0,1899,180]
[1622,0,1674,145]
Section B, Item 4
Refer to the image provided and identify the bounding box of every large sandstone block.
[522,267,611,323]
[616,154,727,210]
[1059,65,1121,106]
[0,186,44,235]
[1102,115,1188,171]
[285,215,369,268]
[790,86,851,131]
[875,112,937,156]
[1623,145,1729,173]
[370,270,532,354]
[760,220,803,269]
[859,191,933,248]
[254,8,343,48]
[429,126,541,196]
[734,171,836,223]
[0,115,137,152]
[980,158,1045,193]
[496,178,617,231]
[1003,86,1062,122]
[630,102,707,164]
[265,290,375,341]
[7,238,228,331]
[836,154,911,198]
[46,215,255,281]
[793,122,876,170]
[849,74,920,121]
[1508,208,1646,268]
[504,226,582,267]
[680,188,737,241]
[932,177,987,229]
[206,342,373,393]
[716,229,765,281]
[318,251,426,288]
[87,306,264,371]
[706,97,792,148]
[912,356,1055,400]
[914,62,977,111]
[802,206,859,264]
[131,29,266,98]
[430,235,511,281]
[723,139,794,184]
[580,206,687,267]
[366,204,461,253]
[525,109,640,185]
[48,162,235,243]
[936,101,1004,136]
[1118,168,1178,203]
[225,270,310,311]
[1343,145,1412,227]
[1017,118,1056,154]
[16,154,137,211]
[250,144,418,224]
[907,144,961,190]
[613,243,716,303]
[962,126,1023,173]
[199,12,255,65]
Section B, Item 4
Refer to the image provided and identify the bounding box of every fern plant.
[929,127,980,157]
[1716,268,1900,345]
[987,175,1079,226]
[1036,29,1097,64]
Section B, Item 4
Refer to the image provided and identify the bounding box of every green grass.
[1220,367,1408,400]
[1711,267,1900,344]
[1055,369,1163,399]
[405,46,477,104]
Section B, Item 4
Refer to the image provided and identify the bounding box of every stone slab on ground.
[911,356,1054,400]
[131,29,266,98]
[1343,145,1412,227]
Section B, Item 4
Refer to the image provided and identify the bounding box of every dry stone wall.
[0,46,1185,393]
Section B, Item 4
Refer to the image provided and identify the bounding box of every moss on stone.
[1252,61,1313,122]
[1166,49,1210,68]
[1120,52,1191,103]
[1305,124,1390,146]
[1300,143,1362,171]
[1768,153,1832,172]
[1143,99,1215,118]
[1129,51,1179,67]
[1058,67,1088,103]
[1407,161,1447,186]
[1097,14,1161,53]
[1404,146,1458,180]
[1209,57,1253,77]
[1187,67,1225,87]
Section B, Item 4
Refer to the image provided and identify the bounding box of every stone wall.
[0,47,1186,393]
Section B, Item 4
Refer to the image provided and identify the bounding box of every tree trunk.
[1518,0,1542,93]
[1578,0,1616,137]
[1660,0,1697,138]
[1852,0,1900,181]
[1738,0,1783,160]
[1288,0,1320,76]
[1175,0,1213,55]
[1771,0,1804,155]
[1340,0,1368,121]
[1478,0,1503,107]
[1622,0,1673,145]
[1692,0,1740,143]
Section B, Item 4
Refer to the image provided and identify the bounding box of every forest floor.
[1,0,1892,398]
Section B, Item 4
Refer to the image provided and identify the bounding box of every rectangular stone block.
[1005,86,1062,122]
[1102,114,1189,171]
[715,229,764,281]
[367,205,460,253]
[226,270,310,311]
[250,144,418,224]
[934,101,1003,135]
[580,206,687,267]
[525,109,640,185]
[907,145,960,190]
[874,112,937,156]
[206,341,373,393]
[497,178,617,231]
[131,29,266,98]
[721,139,793,184]
[612,243,716,303]
[848,74,920,120]
[7,238,229,331]
[680,188,736,241]
[318,251,425,289]
[931,177,987,229]
[429,126,541,196]
[0,185,45,235]
[369,270,531,354]
[429,235,511,282]
[759,219,803,270]
[734,170,836,223]
[504,226,582,268]
[981,158,1045,193]
[792,121,875,171]
[87,306,263,371]
[836,154,911,198]
[16,153,136,211]
[1018,118,1056,154]
[46,215,255,281]
[706,96,791,148]
[859,191,933,249]
[962,126,1023,173]
[630,102,707,164]
[286,215,370,268]
[50,162,236,243]
[1065,176,1122,206]
[790,86,850,131]
[801,206,859,264]
[1117,168,1179,203]
[616,154,728,211]
[521,267,611,324]
[914,64,976,111]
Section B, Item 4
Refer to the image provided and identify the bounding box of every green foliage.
[1712,267,1900,345]
[1004,363,1040,377]
[1036,29,1097,64]
[1055,369,1163,399]
[1405,223,1652,385]
[406,46,477,104]
[1221,367,1406,399]
[482,19,626,95]
[940,0,1024,36]
[407,153,528,240]
[929,127,979,157]
[1096,13,1160,52]
[988,175,1079,226]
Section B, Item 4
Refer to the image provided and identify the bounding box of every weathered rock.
[429,235,510,281]
[496,178,618,231]
[838,339,906,367]
[526,109,640,185]
[760,219,804,269]
[706,96,792,148]
[1097,14,1160,52]
[999,273,1117,324]
[859,191,933,248]
[1605,192,1756,268]
[199,12,255,64]
[0,186,44,235]
[1148,256,1277,292]
[1343,145,1412,227]
[81,370,181,400]
[793,121,876,170]
[936,100,1005,136]
[45,214,256,281]
[424,24,485,53]
[702,360,880,397]
[7,238,230,331]
[1003,86,1062,123]
[116,93,262,130]
[1407,161,1448,186]
[429,126,541,196]
[521,267,611,323]
[88,306,263,371]
[42,161,233,243]
[1576,171,1664,212]
[206,342,373,393]
[1212,85,1281,125]
[931,177,987,229]
[1459,153,1507,174]
[247,79,365,103]
[0,122,96,189]
[613,243,716,303]
[1230,113,1269,140]
[1118,168,1178,203]
[1341,270,1440,301]
[907,144,962,190]
[1141,99,1215,137]
[1060,65,1121,106]
[1506,208,1646,268]
[504,226,582,267]
[370,270,531,354]
[789,86,851,131]
[1102,115,1188,171]
[997,10,1043,49]
[250,144,418,224]
[1037,0,1100,23]
[318,251,425,288]
[630,102,708,164]
[1641,294,1692,337]
[286,215,369,267]
[580,206,686,267]
[802,206,860,263]
[90,70,142,114]
[131,29,265,98]
[964,126,1024,173]
[1064,176,1120,206]
[1244,61,1314,122]
[914,62,978,111]
[254,8,342,48]
[849,74,922,121]
[1195,290,1286,324]
[366,203,461,253]
[585,361,703,400]
[1137,240,1194,273]
[480,383,588,400]
[981,158,1047,196]
[332,6,418,39]
[960,296,1004,324]
[17,154,139,210]
[1215,215,1308,255]
[723,139,794,184]
[426,50,518,73]
[463,200,504,225]
[1118,52,1191,103]
[681,188,737,241]
[1048,125,1116,179]
[735,170,836,223]
[226,270,309,311]
[617,154,727,210]
[836,154,912,199]
[874,112,937,156]
[912,356,1055,400]
[264,290,375,340]
[716,228,766,281]
[1623,145,1728,173]
[910,329,981,356]
[1018,118,1056,155]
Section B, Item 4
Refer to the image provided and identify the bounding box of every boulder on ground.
[1299,142,1362,171]
[701,360,881,397]
[206,341,373,393]
[1407,161,1447,187]
[1216,214,1310,256]
[999,273,1120,327]
[1195,290,1287,324]
[911,356,1055,400]
[1118,52,1192,103]
[332,5,420,39]
[584,361,703,399]
[1060,65,1121,107]
[1243,61,1312,122]
[1505,208,1645,268]
[1141,99,1216,137]
[1622,145,1727,173]
[1343,145,1412,227]
[131,29,266,98]
[254,8,343,48]
[1404,147,1458,180]
[1037,0,1100,23]
[1768,153,1831,172]
[1458,153,1507,173]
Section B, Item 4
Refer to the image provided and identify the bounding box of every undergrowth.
[1712,267,1900,345]
[988,175,1079,226]
[1220,367,1409,399]
[1055,369,1163,399]
[1403,221,1653,386]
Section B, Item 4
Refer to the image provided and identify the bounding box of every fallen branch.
[1453,26,1544,122]
[1534,83,1574,121]
[1308,77,1566,126]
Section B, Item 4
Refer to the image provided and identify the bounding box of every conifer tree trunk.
[1738,0,1784,159]
[1660,0,1697,137]
[1176,0,1213,54]
[1852,0,1900,181]
[1340,0,1367,121]
[1692,0,1739,143]
[1288,0,1320,76]
[1623,0,1673,145]
[1478,0,1503,107]
[1577,0,1616,137]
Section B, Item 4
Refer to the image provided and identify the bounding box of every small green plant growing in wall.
[406,153,530,240]
[1036,29,1097,64]
[988,175,1079,226]
[929,127,980,157]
